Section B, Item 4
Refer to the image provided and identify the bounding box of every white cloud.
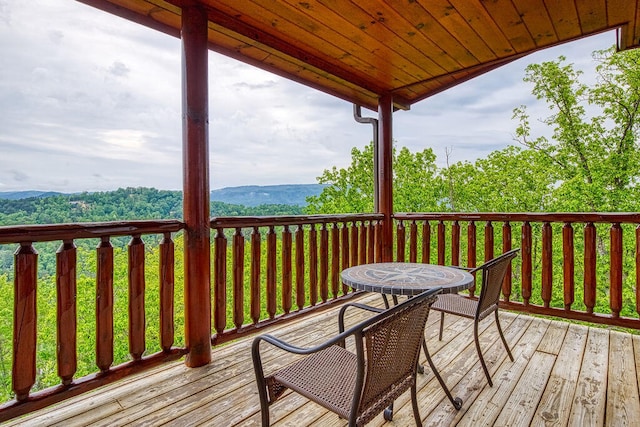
[0,1,618,192]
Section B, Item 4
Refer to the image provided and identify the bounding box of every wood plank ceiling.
[79,0,640,111]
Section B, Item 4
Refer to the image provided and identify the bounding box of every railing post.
[467,221,477,297]
[320,223,329,302]
[484,221,494,263]
[282,225,292,313]
[309,224,318,305]
[13,242,38,401]
[296,224,306,310]
[437,220,445,265]
[267,226,277,318]
[422,221,431,264]
[452,220,460,266]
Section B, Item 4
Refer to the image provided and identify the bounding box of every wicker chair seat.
[270,345,357,419]
[432,293,496,321]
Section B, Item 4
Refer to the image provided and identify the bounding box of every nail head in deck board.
[568,327,609,427]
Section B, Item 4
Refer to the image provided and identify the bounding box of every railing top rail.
[394,212,640,224]
[0,220,184,244]
[210,213,384,229]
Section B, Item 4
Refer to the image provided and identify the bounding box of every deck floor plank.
[605,330,640,426]
[530,323,588,427]
[567,327,610,427]
[455,317,551,427]
[6,295,640,427]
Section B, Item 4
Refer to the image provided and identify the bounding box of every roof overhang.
[77,0,640,111]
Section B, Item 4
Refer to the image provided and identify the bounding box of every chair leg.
[410,382,423,427]
[474,320,493,387]
[495,311,514,361]
[438,311,444,341]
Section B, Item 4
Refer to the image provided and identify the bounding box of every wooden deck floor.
[7,293,640,426]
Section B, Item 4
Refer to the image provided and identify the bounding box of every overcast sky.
[0,0,617,193]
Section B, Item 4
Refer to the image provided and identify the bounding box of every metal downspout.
[353,104,380,211]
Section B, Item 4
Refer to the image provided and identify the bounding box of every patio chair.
[252,287,442,427]
[431,248,520,387]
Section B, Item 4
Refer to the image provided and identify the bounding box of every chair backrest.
[476,248,520,318]
[354,288,440,424]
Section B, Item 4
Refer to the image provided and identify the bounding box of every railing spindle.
[452,220,460,266]
[484,221,494,263]
[341,223,350,294]
[636,225,640,317]
[128,235,145,361]
[13,242,38,401]
[295,225,305,311]
[331,223,340,298]
[584,222,597,314]
[396,220,406,262]
[56,240,77,385]
[562,223,575,310]
[409,220,418,263]
[367,221,375,263]
[541,222,553,308]
[214,228,228,332]
[437,220,445,265]
[350,221,358,268]
[467,221,477,297]
[250,227,261,323]
[359,221,367,265]
[320,223,329,302]
[502,222,512,302]
[96,237,114,372]
[610,223,623,318]
[422,221,431,264]
[521,222,532,305]
[309,224,318,306]
[282,225,292,314]
[159,233,175,351]
[232,228,245,328]
[266,226,277,319]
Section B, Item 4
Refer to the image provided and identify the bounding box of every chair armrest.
[338,302,385,334]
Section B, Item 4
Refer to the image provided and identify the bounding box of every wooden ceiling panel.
[449,0,515,56]
[479,0,537,53]
[512,0,558,47]
[575,0,608,34]
[80,0,640,109]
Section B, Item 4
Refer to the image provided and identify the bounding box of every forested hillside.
[0,187,303,226]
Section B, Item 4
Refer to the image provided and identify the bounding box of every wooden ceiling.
[79,0,640,111]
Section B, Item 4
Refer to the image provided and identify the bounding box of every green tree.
[305,143,445,214]
[512,47,640,212]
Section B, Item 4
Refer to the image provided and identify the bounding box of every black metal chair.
[252,287,442,427]
[431,248,520,387]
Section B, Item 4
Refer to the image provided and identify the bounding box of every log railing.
[0,220,185,420]
[394,213,640,329]
[0,214,382,420]
[209,213,383,344]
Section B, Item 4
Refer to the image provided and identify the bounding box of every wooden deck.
[7,293,640,426]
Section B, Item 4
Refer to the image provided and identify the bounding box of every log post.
[181,4,211,367]
[377,94,394,262]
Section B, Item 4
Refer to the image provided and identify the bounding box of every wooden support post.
[377,94,394,262]
[181,4,211,367]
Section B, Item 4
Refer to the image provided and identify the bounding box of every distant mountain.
[0,191,63,200]
[211,184,326,207]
